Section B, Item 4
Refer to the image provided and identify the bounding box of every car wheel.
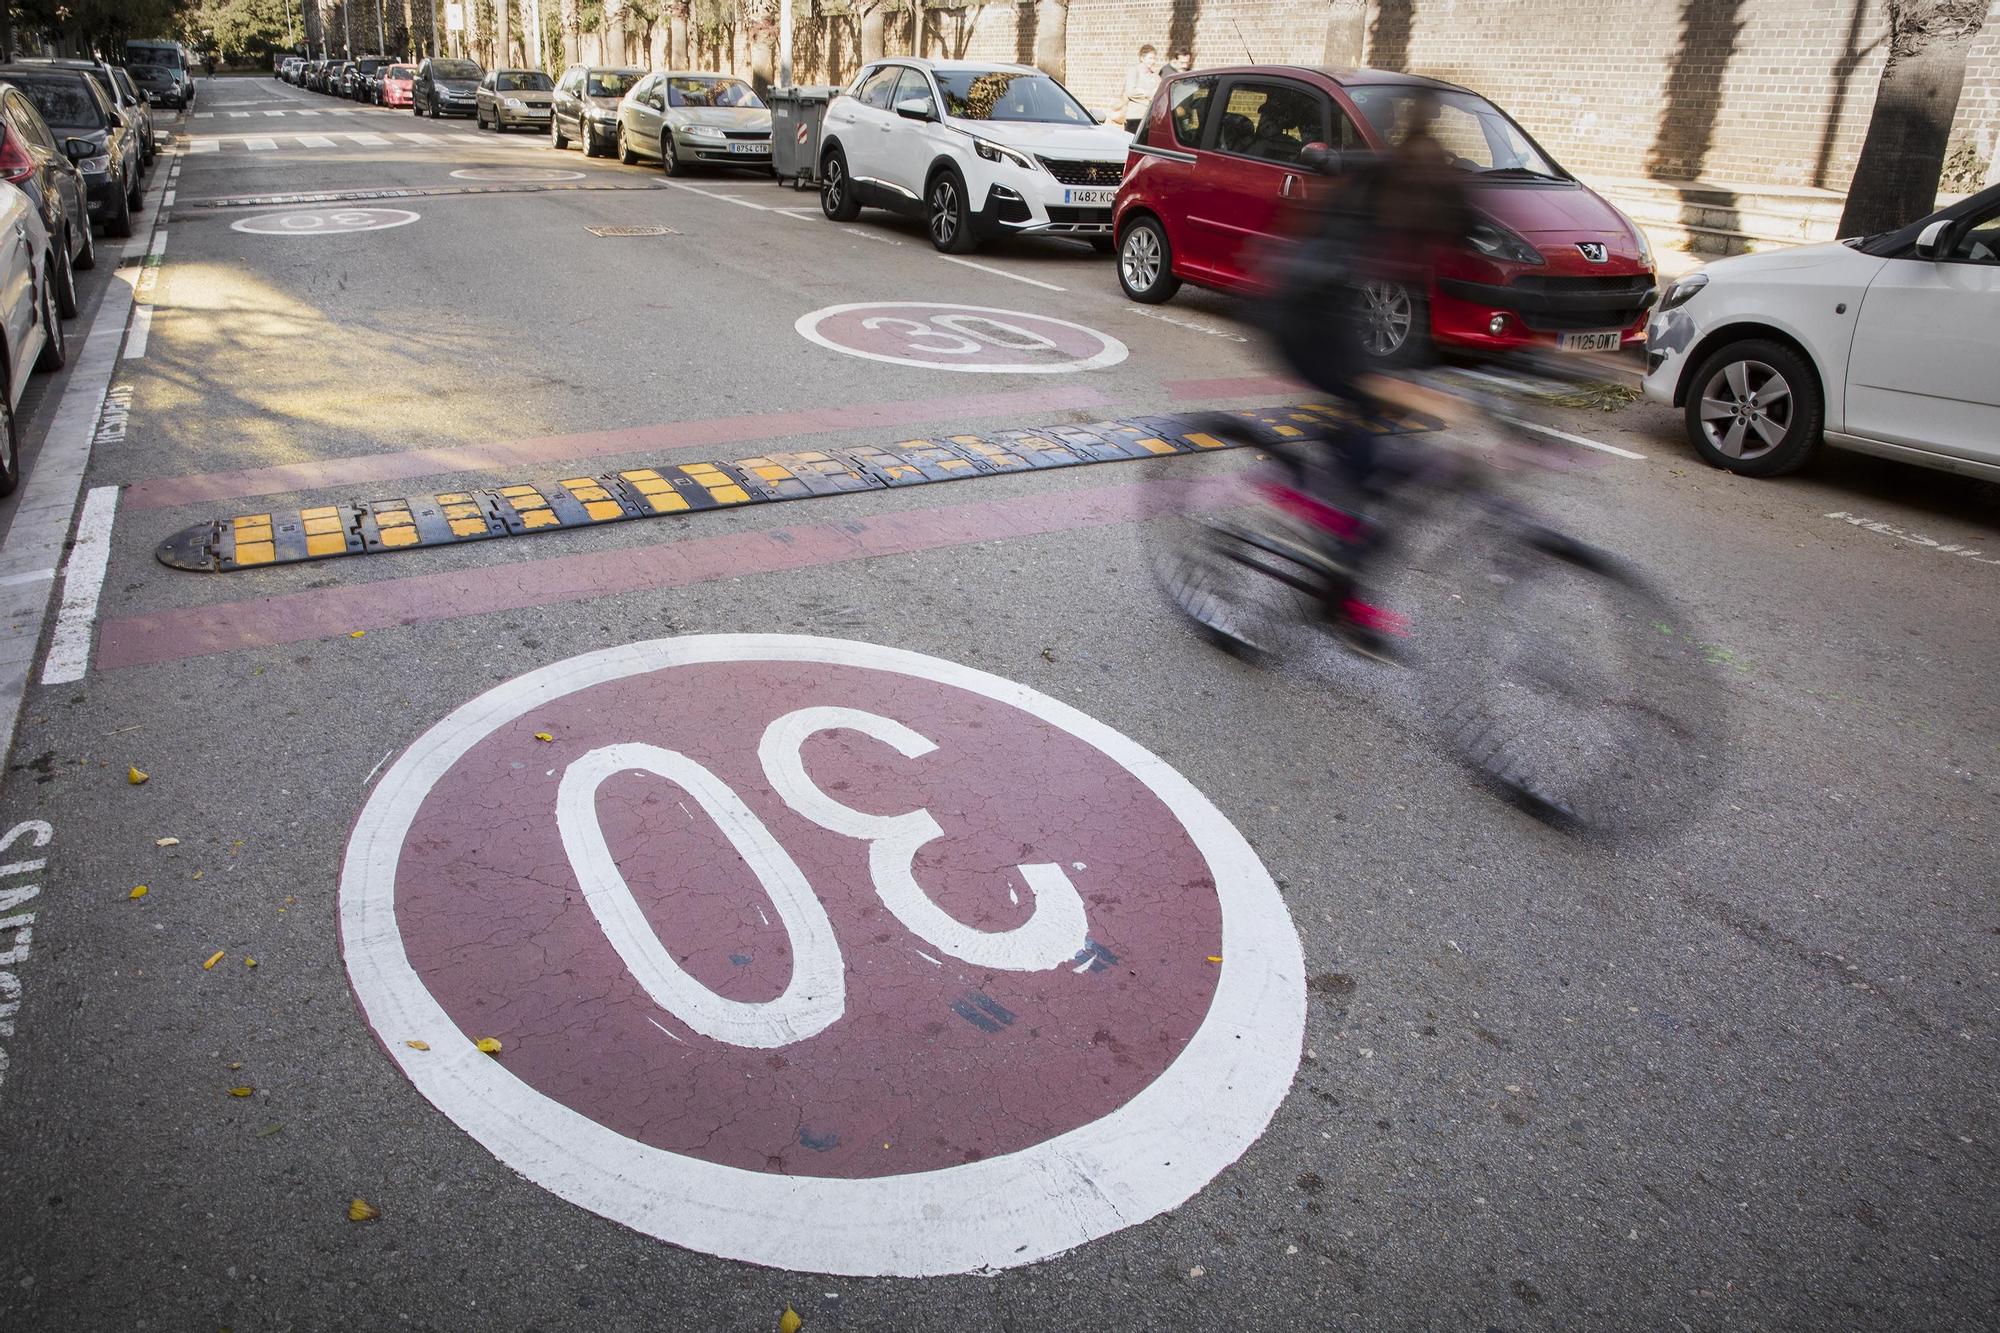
[0,364,19,497]
[429,100,440,120]
[551,115,568,150]
[1356,279,1427,365]
[926,168,977,254]
[1684,338,1824,477]
[74,217,96,272]
[127,168,144,212]
[820,146,859,221]
[619,126,639,165]
[34,263,65,373]
[107,174,133,238]
[54,234,77,318]
[661,131,685,177]
[1117,216,1180,303]
[1089,235,1115,255]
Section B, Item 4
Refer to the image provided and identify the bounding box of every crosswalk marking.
[244,137,278,151]
[263,110,285,117]
[344,132,391,146]
[190,139,218,152]
[227,111,248,118]
[295,135,336,148]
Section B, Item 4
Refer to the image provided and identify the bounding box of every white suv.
[818,58,1133,253]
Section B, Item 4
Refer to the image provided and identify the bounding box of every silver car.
[476,68,553,131]
[614,71,771,176]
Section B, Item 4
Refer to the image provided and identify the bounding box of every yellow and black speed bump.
[156,402,1437,573]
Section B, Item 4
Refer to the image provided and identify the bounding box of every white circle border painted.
[339,634,1304,1277]
[794,301,1130,375]
[231,206,421,236]
[448,166,586,182]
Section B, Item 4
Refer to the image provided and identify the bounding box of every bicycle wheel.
[1420,520,1727,836]
[1147,462,1327,662]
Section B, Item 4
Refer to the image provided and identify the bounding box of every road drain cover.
[586,225,679,237]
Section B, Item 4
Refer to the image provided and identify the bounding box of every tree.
[1838,0,1990,237]
[185,0,293,63]
[856,0,887,63]
[667,0,689,65]
[1031,0,1065,80]
[741,0,776,91]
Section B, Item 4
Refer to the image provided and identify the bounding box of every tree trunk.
[1837,0,1988,237]
[670,8,689,66]
[1032,0,1066,80]
[1323,0,1366,67]
[859,1,887,64]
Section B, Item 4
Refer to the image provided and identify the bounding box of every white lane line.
[845,227,900,246]
[1456,366,1552,395]
[0,569,53,589]
[1498,414,1647,461]
[936,255,1066,291]
[295,109,319,117]
[661,180,775,212]
[147,228,168,257]
[0,276,137,760]
[123,304,153,359]
[345,132,391,146]
[161,189,175,207]
[226,110,249,118]
[263,109,285,117]
[193,111,213,119]
[295,135,336,148]
[244,137,278,151]
[40,487,119,686]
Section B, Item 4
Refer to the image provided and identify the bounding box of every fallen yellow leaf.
[228,1086,253,1097]
[1206,955,1223,964]
[156,836,179,847]
[202,950,225,970]
[347,1198,379,1222]
[228,1062,242,1070]
[780,1306,803,1333]
[128,885,148,900]
[127,766,148,785]
[533,732,554,742]
[244,958,258,969]
[404,1040,429,1051]
[349,630,366,638]
[475,1037,503,1055]
[191,871,204,881]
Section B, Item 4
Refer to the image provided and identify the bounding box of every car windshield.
[1348,85,1562,178]
[132,65,168,80]
[935,70,1092,124]
[665,76,763,109]
[13,73,104,130]
[587,71,638,97]
[496,72,553,92]
[431,60,481,80]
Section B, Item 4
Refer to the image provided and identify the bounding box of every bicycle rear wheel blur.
[1420,522,1727,836]
[1148,461,1325,662]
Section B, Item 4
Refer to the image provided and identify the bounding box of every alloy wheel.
[1121,227,1161,292]
[1359,281,1413,357]
[823,159,843,210]
[928,178,959,247]
[1696,359,1794,461]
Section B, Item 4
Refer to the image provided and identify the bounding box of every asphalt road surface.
[0,75,1993,1333]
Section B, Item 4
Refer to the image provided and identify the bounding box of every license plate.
[728,141,768,155]
[1063,187,1116,206]
[1558,330,1623,352]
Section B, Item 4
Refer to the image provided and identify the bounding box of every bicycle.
[1150,370,1728,836]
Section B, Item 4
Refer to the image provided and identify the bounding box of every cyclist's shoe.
[1332,596,1410,665]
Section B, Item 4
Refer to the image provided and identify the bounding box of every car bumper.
[1640,304,1703,405]
[438,100,477,116]
[1430,273,1655,354]
[973,181,1114,238]
[679,135,771,164]
[384,89,411,105]
[498,107,553,126]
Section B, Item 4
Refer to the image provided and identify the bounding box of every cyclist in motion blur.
[1260,88,1474,660]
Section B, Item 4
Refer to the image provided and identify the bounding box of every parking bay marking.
[937,255,1065,292]
[153,402,1438,572]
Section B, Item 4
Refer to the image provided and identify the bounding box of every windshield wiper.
[1480,166,1565,181]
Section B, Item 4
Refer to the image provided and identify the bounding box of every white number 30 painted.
[555,707,1089,1049]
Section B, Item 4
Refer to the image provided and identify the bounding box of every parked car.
[0,180,64,491]
[379,63,416,108]
[351,56,393,102]
[550,64,642,156]
[476,68,554,131]
[0,78,94,311]
[330,62,356,98]
[109,68,156,166]
[2,63,140,237]
[819,58,1129,254]
[1643,183,2000,481]
[279,56,301,82]
[614,71,770,175]
[22,58,149,176]
[128,62,188,110]
[304,59,326,91]
[414,57,483,117]
[1112,66,1657,363]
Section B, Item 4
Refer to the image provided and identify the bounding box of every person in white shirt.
[1113,44,1163,134]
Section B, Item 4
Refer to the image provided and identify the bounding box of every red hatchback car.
[1112,66,1656,361]
[379,64,416,108]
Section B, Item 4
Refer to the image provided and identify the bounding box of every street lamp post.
[376,0,388,55]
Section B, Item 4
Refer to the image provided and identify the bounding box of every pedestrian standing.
[1113,44,1163,135]
[1169,50,1195,74]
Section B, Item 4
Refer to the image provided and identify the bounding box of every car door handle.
[1280,174,1300,198]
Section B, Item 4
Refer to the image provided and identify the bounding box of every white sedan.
[1643,183,2000,480]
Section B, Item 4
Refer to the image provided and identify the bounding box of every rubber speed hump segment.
[156,403,1435,573]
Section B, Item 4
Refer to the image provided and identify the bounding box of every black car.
[128,62,187,109]
[351,57,393,102]
[0,64,141,237]
[0,79,94,310]
[414,58,482,117]
[20,58,147,179]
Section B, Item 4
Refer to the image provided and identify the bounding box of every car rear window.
[587,71,637,97]
[10,73,105,130]
[666,76,761,109]
[1167,75,1215,149]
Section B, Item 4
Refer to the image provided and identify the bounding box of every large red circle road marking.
[341,636,1303,1276]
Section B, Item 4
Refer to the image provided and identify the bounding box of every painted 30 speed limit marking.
[341,635,1304,1276]
[230,207,420,235]
[796,302,1129,374]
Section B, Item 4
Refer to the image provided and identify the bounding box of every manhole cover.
[586,225,679,237]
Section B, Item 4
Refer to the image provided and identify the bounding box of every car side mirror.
[62,137,95,160]
[1298,141,1340,175]
[894,96,935,122]
[105,109,123,129]
[1912,217,1951,260]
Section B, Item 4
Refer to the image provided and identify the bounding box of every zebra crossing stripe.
[244,138,278,151]
[345,132,391,146]
[190,139,218,152]
[296,135,336,149]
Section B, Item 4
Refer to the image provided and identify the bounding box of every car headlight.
[589,107,618,122]
[684,124,726,139]
[1658,271,1708,312]
[1617,208,1655,269]
[79,155,108,175]
[1466,218,1543,266]
[973,138,1036,171]
[503,98,524,109]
